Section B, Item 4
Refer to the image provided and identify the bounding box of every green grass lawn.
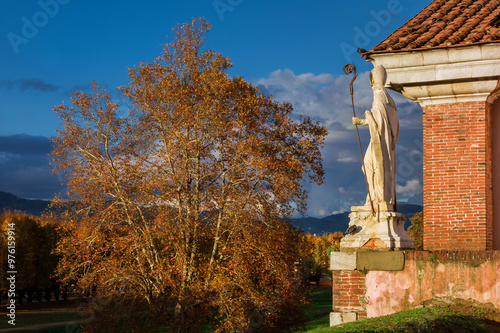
[0,309,79,329]
[0,301,82,333]
[0,325,80,333]
[304,308,496,333]
[302,286,332,331]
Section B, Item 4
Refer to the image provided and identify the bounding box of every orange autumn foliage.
[51,18,327,333]
[297,232,343,283]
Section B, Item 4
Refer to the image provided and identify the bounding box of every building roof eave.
[365,43,500,106]
[361,40,500,59]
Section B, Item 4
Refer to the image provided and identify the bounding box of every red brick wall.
[331,270,367,319]
[422,101,492,250]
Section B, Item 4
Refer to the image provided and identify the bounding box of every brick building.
[363,0,500,251]
[331,0,500,325]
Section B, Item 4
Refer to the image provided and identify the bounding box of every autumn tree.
[297,232,343,285]
[0,212,60,302]
[51,18,327,332]
[407,212,423,250]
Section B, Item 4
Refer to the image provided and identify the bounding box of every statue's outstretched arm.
[352,116,368,126]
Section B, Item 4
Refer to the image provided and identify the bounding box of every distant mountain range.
[292,203,423,234]
[0,190,422,235]
[0,191,52,216]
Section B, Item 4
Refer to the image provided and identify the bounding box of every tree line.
[0,212,65,304]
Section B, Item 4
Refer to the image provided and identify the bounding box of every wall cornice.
[367,44,500,106]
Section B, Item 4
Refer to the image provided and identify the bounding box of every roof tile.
[367,0,500,54]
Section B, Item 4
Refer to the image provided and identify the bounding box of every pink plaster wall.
[365,257,500,318]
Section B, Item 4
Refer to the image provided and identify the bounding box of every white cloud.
[331,208,347,215]
[317,209,327,216]
[396,179,423,195]
[336,151,357,163]
[256,69,365,142]
[0,151,13,164]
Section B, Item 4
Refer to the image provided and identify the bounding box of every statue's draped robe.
[363,66,399,209]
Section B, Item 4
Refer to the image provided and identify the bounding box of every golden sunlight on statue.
[352,65,399,212]
[339,64,414,251]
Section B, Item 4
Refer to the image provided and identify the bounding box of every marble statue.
[352,65,399,212]
[340,65,413,250]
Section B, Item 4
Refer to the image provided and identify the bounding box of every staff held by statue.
[343,63,375,215]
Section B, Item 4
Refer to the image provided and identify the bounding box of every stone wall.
[365,251,500,318]
[423,101,492,250]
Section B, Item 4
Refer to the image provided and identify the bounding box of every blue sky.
[0,0,429,216]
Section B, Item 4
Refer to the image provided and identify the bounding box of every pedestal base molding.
[340,207,415,251]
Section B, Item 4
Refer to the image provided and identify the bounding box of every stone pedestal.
[329,207,414,326]
[340,206,415,251]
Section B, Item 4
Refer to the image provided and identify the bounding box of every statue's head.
[369,65,387,89]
